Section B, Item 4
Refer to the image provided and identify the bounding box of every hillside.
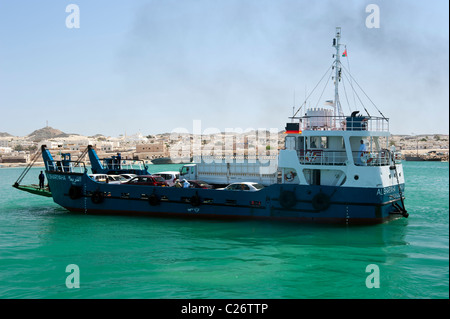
[0,132,13,137]
[27,126,67,142]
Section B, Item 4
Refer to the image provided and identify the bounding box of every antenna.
[305,85,307,102]
[292,90,296,121]
[332,27,343,128]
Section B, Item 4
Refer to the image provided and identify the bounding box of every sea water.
[0,162,448,299]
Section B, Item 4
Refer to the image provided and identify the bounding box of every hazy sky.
[0,0,448,137]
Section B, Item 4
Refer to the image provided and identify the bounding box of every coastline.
[401,148,449,155]
[1,148,449,168]
[0,162,45,168]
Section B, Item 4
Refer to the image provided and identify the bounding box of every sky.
[0,0,448,137]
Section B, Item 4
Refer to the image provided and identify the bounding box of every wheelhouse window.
[350,136,390,166]
[299,136,347,165]
[307,136,328,149]
[298,136,305,151]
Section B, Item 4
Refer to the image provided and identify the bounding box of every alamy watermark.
[167,120,279,173]
[65,4,379,30]
[65,264,80,288]
[65,4,80,29]
[365,4,380,29]
[365,264,380,288]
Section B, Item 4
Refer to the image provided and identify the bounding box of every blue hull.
[46,171,405,225]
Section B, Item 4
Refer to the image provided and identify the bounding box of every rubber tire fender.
[148,194,160,206]
[68,185,82,200]
[91,191,104,204]
[279,191,297,209]
[190,195,201,207]
[312,192,330,211]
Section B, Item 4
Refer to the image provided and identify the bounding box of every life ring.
[305,151,317,163]
[68,185,82,200]
[190,194,201,207]
[360,152,367,163]
[148,194,160,206]
[284,170,296,182]
[312,192,330,211]
[91,191,104,204]
[360,152,373,164]
[279,190,296,208]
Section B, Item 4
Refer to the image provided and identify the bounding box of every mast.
[332,27,342,128]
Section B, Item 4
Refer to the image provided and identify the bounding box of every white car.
[219,182,265,191]
[107,175,128,184]
[88,174,108,183]
[153,171,180,187]
[120,173,137,181]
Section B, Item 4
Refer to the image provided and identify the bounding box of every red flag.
[342,49,347,57]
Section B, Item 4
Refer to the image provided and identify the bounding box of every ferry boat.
[31,28,408,224]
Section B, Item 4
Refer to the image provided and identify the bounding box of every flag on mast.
[342,49,347,57]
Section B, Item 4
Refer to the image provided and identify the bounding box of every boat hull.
[46,171,406,225]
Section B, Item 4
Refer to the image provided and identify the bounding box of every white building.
[0,139,9,147]
[0,147,12,154]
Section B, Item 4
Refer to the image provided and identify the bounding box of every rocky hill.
[27,127,68,142]
[0,132,13,137]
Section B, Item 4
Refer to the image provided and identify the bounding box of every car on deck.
[218,182,265,191]
[107,175,128,184]
[187,180,214,189]
[124,175,168,186]
[120,173,137,181]
[152,171,180,187]
[88,174,108,183]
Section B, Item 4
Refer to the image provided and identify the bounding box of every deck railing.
[100,160,147,171]
[298,150,348,166]
[352,150,402,166]
[297,149,401,166]
[298,115,389,132]
[46,160,87,173]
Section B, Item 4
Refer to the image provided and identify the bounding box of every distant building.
[0,139,9,147]
[0,147,12,154]
[38,141,61,149]
[135,142,168,159]
[1,154,29,163]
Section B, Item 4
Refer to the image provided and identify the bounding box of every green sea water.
[0,162,448,299]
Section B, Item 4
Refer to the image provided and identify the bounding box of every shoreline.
[401,148,449,155]
[0,162,44,168]
[2,149,449,168]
